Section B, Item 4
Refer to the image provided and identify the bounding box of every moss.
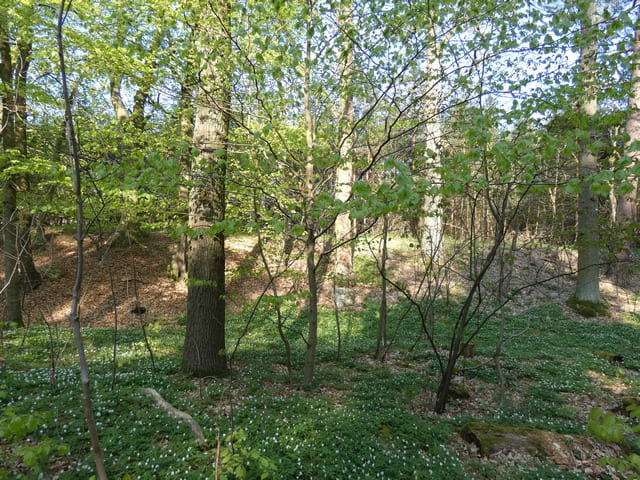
[460,422,546,456]
[593,351,624,364]
[448,382,470,400]
[566,297,609,317]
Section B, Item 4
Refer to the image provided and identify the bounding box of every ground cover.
[1,233,639,479]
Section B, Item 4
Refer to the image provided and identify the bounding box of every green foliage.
[588,404,640,478]
[215,429,277,480]
[0,388,69,479]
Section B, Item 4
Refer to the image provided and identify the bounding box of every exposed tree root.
[141,387,207,446]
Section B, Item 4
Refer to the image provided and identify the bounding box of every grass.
[2,298,640,479]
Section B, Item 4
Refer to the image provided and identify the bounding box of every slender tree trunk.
[303,232,318,387]
[574,1,600,305]
[170,79,195,279]
[375,214,389,361]
[57,4,108,477]
[302,12,318,388]
[421,25,443,261]
[612,7,640,284]
[181,0,230,377]
[333,1,355,308]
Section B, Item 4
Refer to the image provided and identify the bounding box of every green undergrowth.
[1,300,639,478]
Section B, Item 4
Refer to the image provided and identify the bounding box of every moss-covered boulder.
[460,422,546,457]
[460,421,622,469]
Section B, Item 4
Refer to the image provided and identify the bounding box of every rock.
[460,421,623,469]
[460,422,545,456]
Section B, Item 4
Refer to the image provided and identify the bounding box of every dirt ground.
[5,230,640,331]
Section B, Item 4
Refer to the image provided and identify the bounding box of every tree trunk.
[574,1,600,305]
[333,1,355,308]
[57,4,108,477]
[170,80,195,279]
[420,26,443,261]
[303,232,318,388]
[181,0,230,377]
[302,12,318,388]
[20,216,42,291]
[375,214,389,361]
[612,8,640,284]
[0,21,23,326]
[2,183,21,325]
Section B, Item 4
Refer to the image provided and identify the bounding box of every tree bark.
[612,7,640,284]
[302,10,318,388]
[333,1,355,308]
[574,1,600,305]
[170,79,195,279]
[0,17,23,325]
[181,0,230,377]
[420,24,444,261]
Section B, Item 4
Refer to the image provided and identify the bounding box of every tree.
[181,0,231,377]
[574,0,601,306]
[332,0,355,308]
[420,11,444,262]
[0,3,35,326]
[612,3,640,284]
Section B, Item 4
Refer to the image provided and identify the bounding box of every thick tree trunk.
[0,23,23,326]
[574,1,600,305]
[333,2,355,308]
[181,0,230,377]
[612,8,640,284]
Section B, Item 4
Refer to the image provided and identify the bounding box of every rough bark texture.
[0,18,24,325]
[575,1,600,304]
[333,2,355,308]
[181,0,230,377]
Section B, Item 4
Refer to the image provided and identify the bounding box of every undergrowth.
[0,299,639,478]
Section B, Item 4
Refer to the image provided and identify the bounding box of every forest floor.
[2,230,640,479]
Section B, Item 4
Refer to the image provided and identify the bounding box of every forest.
[1,0,640,478]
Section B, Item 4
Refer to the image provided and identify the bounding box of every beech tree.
[574,0,601,306]
[181,0,231,377]
[612,3,640,284]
